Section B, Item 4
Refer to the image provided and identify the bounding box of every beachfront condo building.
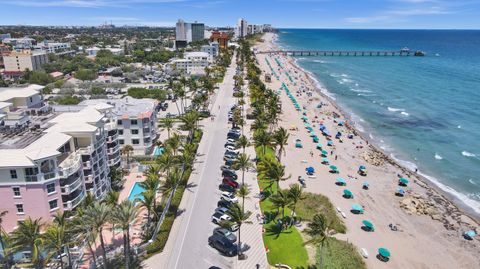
[79,97,159,156]
[0,91,112,232]
[201,42,219,61]
[172,51,210,75]
[3,50,49,73]
[236,18,249,38]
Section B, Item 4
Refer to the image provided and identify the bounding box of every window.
[144,138,151,143]
[131,119,138,125]
[30,97,33,103]
[49,200,58,210]
[46,183,55,194]
[16,204,24,214]
[117,119,123,125]
[131,129,139,135]
[12,187,21,197]
[118,129,124,135]
[132,139,140,145]
[10,170,17,179]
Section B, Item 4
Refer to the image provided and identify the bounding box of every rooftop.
[0,84,44,102]
[79,97,157,119]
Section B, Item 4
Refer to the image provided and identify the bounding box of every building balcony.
[63,190,86,210]
[107,133,118,143]
[60,176,84,195]
[58,151,82,178]
[107,146,120,155]
[25,174,39,182]
[83,161,91,169]
[78,145,94,155]
[84,174,93,183]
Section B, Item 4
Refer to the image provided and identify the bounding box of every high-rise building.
[3,50,49,72]
[191,22,205,42]
[236,18,249,38]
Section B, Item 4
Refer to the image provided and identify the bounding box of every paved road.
[162,55,237,269]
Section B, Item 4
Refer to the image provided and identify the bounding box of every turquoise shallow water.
[277,29,480,213]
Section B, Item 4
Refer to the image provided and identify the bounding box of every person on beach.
[310,150,314,157]
[335,155,338,160]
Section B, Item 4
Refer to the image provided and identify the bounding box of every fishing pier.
[257,49,425,57]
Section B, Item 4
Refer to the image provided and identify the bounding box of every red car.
[222,177,239,188]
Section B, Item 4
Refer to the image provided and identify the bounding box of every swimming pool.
[127,182,145,201]
[153,146,165,157]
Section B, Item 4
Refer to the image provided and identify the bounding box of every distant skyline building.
[236,18,248,38]
[191,22,205,42]
[175,19,205,48]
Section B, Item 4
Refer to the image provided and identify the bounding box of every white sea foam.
[387,107,405,112]
[341,74,349,77]
[400,111,409,116]
[434,153,443,160]
[312,59,327,63]
[469,179,478,186]
[350,88,372,93]
[355,83,359,86]
[462,151,476,157]
[457,125,462,129]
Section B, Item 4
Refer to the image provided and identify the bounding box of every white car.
[212,212,231,224]
[220,192,238,203]
[227,138,236,144]
[225,145,239,153]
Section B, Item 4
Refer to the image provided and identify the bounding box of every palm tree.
[84,202,110,269]
[166,133,182,156]
[159,117,174,139]
[157,151,176,176]
[105,191,119,244]
[11,218,43,269]
[253,129,271,156]
[180,111,199,138]
[236,135,249,154]
[0,231,14,268]
[226,203,252,259]
[71,212,98,268]
[237,184,251,209]
[160,167,181,198]
[264,162,291,192]
[269,189,291,220]
[287,184,305,223]
[0,210,8,260]
[112,200,139,269]
[121,145,134,167]
[42,223,67,269]
[304,214,332,269]
[138,189,156,228]
[52,211,73,267]
[273,127,289,161]
[235,153,252,185]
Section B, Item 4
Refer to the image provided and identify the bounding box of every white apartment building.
[2,37,36,49]
[80,97,159,156]
[236,18,249,38]
[85,47,124,57]
[201,42,219,61]
[172,51,210,75]
[36,41,71,53]
[0,103,112,232]
[3,50,49,72]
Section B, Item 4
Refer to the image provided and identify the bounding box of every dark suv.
[222,170,238,180]
[208,234,238,257]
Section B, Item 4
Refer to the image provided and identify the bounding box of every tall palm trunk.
[99,229,108,269]
[87,241,97,268]
[237,224,242,258]
[319,240,325,269]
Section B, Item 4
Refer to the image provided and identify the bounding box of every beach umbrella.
[322,157,329,164]
[327,140,334,146]
[302,116,308,121]
[307,126,313,131]
[338,121,344,126]
[351,203,364,213]
[378,248,391,259]
[396,188,406,196]
[321,150,328,157]
[319,124,326,130]
[330,165,339,173]
[336,177,346,185]
[316,144,323,150]
[363,181,370,190]
[399,178,409,185]
[464,230,477,239]
[343,189,353,198]
[313,136,319,143]
[362,220,374,231]
[306,167,315,174]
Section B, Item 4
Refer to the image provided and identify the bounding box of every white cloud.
[8,0,185,8]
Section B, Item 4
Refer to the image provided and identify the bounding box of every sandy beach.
[254,32,479,269]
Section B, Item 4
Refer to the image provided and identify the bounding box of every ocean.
[276,29,480,214]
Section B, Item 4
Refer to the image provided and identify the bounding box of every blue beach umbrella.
[327,140,334,146]
[363,181,370,189]
[351,203,364,213]
[306,167,315,174]
[336,177,346,185]
[396,188,406,196]
[343,189,353,198]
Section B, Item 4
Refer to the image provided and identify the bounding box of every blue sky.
[1,0,479,29]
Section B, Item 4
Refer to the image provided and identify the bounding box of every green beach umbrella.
[343,189,353,198]
[330,165,338,171]
[399,178,409,185]
[322,157,329,164]
[321,150,328,156]
[362,220,374,230]
[316,144,323,150]
[378,248,391,258]
[313,136,319,143]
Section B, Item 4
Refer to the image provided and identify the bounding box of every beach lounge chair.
[295,139,302,148]
[361,248,369,259]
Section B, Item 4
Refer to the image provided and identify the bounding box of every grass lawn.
[317,238,366,269]
[256,146,309,268]
[295,192,347,233]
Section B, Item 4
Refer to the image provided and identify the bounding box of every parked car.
[224,150,238,157]
[227,132,240,139]
[220,192,238,203]
[222,177,239,188]
[212,212,231,224]
[217,200,232,208]
[224,159,235,167]
[222,170,238,180]
[226,138,236,144]
[213,227,237,243]
[225,146,239,154]
[219,183,236,192]
[208,234,238,257]
[215,207,229,214]
[224,142,236,148]
[220,165,232,172]
[223,155,236,162]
